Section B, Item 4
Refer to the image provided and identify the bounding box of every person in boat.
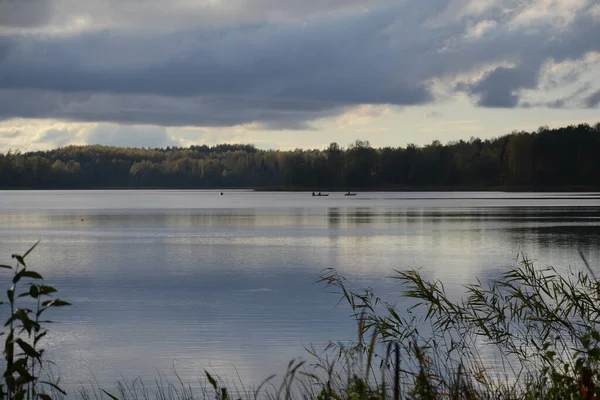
[312,192,316,196]
[318,191,322,196]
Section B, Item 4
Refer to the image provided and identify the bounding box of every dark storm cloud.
[0,0,598,127]
[0,6,434,104]
[0,89,348,127]
[0,3,438,126]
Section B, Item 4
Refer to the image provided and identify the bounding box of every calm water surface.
[0,190,599,393]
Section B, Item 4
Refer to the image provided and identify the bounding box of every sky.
[0,0,599,152]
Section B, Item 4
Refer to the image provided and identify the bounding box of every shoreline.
[1,185,600,192]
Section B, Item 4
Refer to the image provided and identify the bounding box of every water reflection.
[0,191,599,393]
[327,208,341,226]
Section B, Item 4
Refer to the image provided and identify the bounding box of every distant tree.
[1,122,599,189]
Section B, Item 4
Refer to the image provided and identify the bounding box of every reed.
[0,241,71,400]
[317,252,600,399]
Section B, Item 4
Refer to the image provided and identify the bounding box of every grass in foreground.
[2,244,600,399]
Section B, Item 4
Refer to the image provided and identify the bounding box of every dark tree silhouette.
[1,123,599,190]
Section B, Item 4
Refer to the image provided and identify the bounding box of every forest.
[1,122,599,190]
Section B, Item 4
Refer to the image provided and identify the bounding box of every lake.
[0,190,599,395]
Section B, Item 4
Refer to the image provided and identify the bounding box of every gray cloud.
[541,64,587,91]
[426,111,443,118]
[548,99,566,109]
[0,89,347,127]
[85,125,177,148]
[0,0,598,127]
[0,0,396,32]
[0,0,53,29]
[39,128,73,146]
[0,129,19,139]
[446,1,600,108]
[585,90,600,108]
[0,6,435,103]
[0,3,438,127]
[521,82,594,109]
[465,66,540,107]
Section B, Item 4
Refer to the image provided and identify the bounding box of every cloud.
[0,3,439,127]
[0,0,598,129]
[462,66,540,107]
[521,81,594,109]
[0,119,266,152]
[533,52,600,94]
[329,104,392,131]
[0,0,395,33]
[0,1,54,29]
[38,128,74,147]
[0,8,435,102]
[85,124,177,148]
[463,20,497,40]
[426,111,444,118]
[0,118,89,151]
[0,89,348,128]
[585,90,600,108]
[509,0,590,29]
[592,3,600,20]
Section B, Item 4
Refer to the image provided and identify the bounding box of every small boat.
[312,192,329,197]
[344,192,357,196]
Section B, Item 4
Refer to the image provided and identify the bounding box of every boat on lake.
[312,192,329,197]
[344,191,357,196]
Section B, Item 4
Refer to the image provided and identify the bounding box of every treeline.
[1,123,600,189]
